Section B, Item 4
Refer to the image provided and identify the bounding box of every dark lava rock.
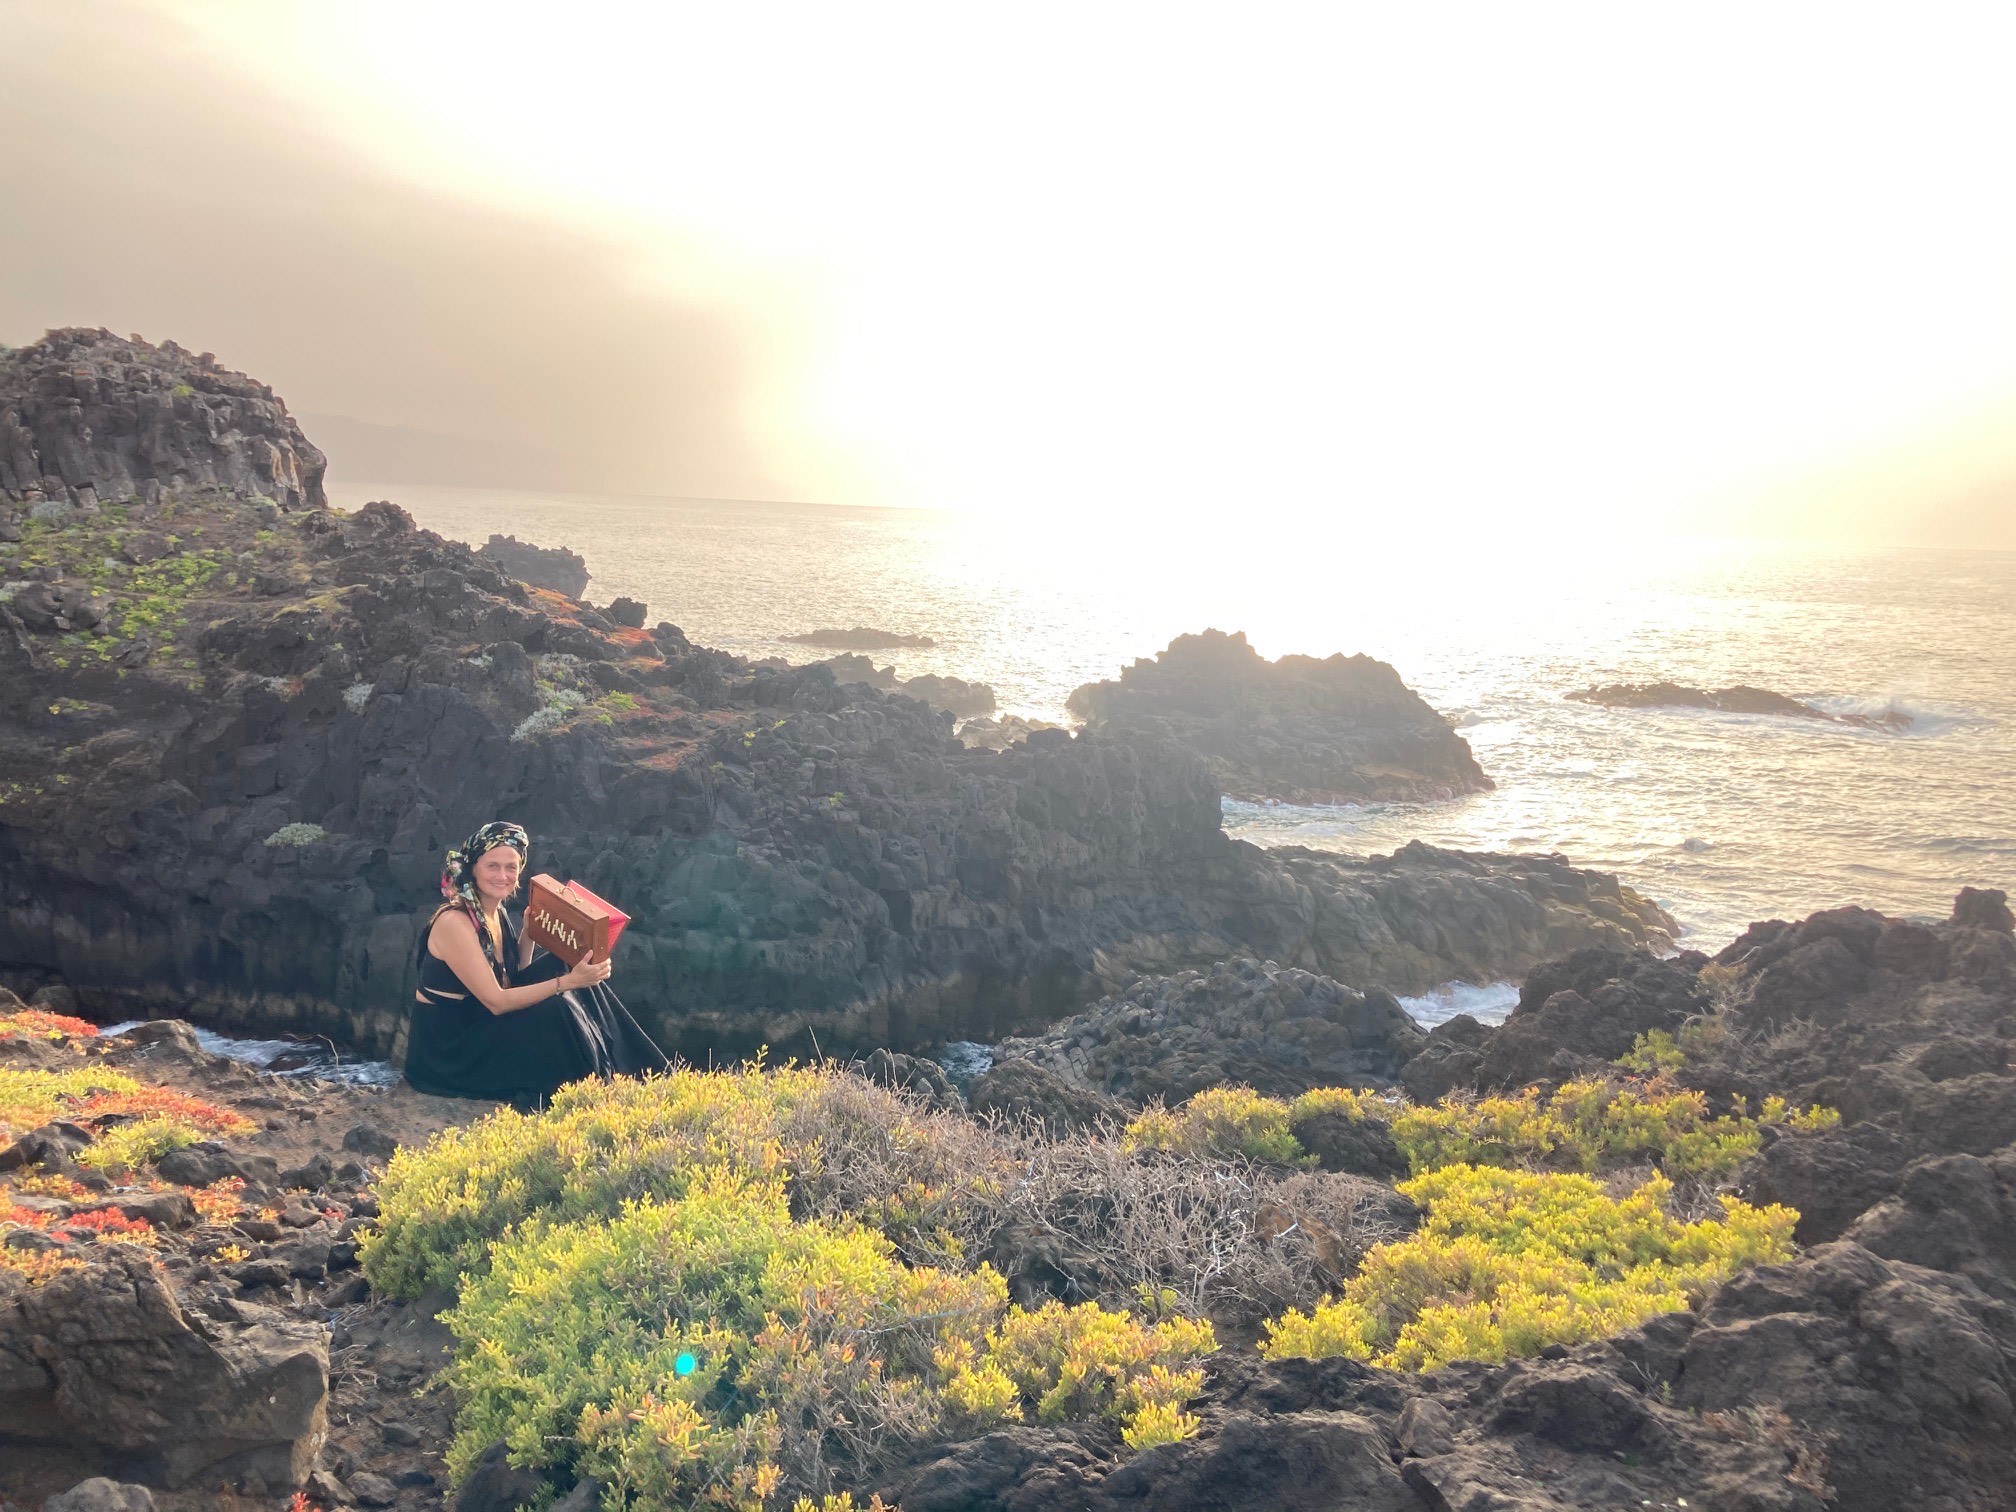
[453,1439,547,1512]
[1065,628,1492,804]
[959,713,1066,751]
[800,652,997,717]
[341,1122,400,1163]
[1566,680,1910,730]
[1469,947,1711,1091]
[784,626,936,650]
[1124,1409,1419,1511]
[477,533,589,597]
[606,595,648,629]
[1290,1109,1409,1181]
[0,328,324,510]
[154,1141,279,1189]
[0,1246,326,1487]
[994,957,1427,1103]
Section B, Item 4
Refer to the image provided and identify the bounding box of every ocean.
[336,480,2016,961]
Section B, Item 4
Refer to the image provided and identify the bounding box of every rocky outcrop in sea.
[1566,680,1910,731]
[0,333,1668,1063]
[476,532,590,597]
[1066,629,1493,804]
[790,651,999,717]
[785,626,936,649]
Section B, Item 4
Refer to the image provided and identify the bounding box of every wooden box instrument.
[525,874,629,966]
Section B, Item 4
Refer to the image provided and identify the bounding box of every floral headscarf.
[435,821,530,976]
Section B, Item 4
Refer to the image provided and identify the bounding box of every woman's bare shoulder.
[426,908,481,951]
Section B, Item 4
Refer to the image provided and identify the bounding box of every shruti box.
[524,874,630,966]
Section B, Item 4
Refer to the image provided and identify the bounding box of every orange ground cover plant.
[0,1009,98,1040]
[188,1176,249,1225]
[55,1207,157,1245]
[70,1085,255,1136]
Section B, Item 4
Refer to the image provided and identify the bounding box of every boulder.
[992,958,1427,1104]
[0,1247,327,1488]
[452,1439,546,1512]
[1065,628,1491,803]
[42,1480,156,1512]
[856,1047,963,1112]
[958,713,1065,751]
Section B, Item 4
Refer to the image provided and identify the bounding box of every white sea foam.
[104,1021,399,1086]
[1396,981,1521,1028]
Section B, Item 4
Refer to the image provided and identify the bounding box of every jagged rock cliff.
[0,329,325,512]
[0,333,1669,1060]
[1066,629,1493,804]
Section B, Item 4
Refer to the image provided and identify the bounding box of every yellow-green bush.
[1121,1086,1305,1163]
[1385,1077,1830,1178]
[362,1063,836,1297]
[1116,1076,1828,1182]
[1261,1164,1796,1371]
[382,1067,1217,1510]
[1286,1086,1386,1125]
[450,1166,1007,1506]
[940,1299,1214,1444]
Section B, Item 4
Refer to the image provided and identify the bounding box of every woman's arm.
[431,911,609,1015]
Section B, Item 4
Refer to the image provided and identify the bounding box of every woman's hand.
[560,951,613,992]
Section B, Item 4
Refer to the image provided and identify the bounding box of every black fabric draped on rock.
[403,908,669,1106]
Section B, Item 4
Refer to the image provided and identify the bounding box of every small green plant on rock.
[264,822,329,847]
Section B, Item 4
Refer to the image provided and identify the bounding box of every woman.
[403,820,669,1105]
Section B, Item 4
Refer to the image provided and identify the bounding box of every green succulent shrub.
[1261,1164,1797,1370]
[366,1066,1217,1509]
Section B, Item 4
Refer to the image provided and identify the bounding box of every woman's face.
[472,844,524,906]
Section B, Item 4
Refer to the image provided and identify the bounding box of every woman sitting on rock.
[403,821,669,1105]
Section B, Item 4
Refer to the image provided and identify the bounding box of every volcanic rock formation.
[1566,681,1911,731]
[476,533,590,597]
[1066,630,1492,804]
[0,329,325,512]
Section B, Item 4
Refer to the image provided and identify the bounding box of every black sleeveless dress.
[403,908,669,1106]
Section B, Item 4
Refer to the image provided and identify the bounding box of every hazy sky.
[3,2,2013,548]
